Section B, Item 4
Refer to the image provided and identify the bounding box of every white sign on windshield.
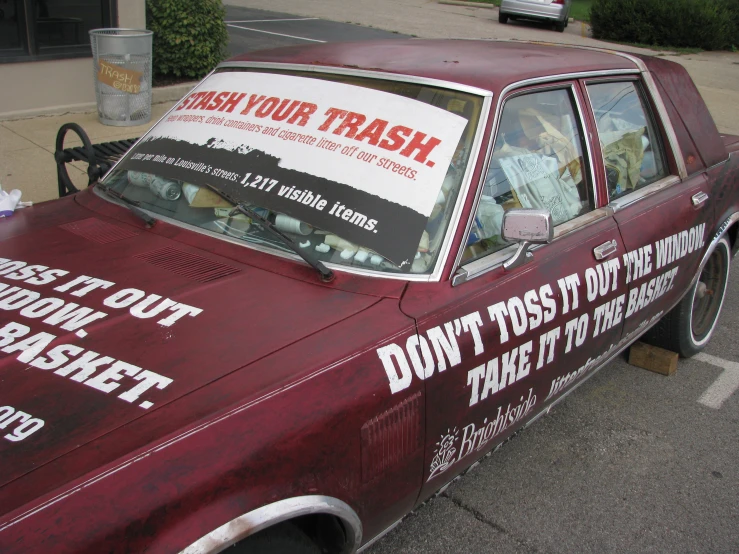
[120,72,469,266]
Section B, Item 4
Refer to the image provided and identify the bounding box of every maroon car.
[1,40,738,554]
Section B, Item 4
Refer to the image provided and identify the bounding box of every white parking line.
[226,23,326,43]
[694,352,739,409]
[225,18,319,23]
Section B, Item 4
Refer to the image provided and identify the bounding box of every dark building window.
[0,0,116,62]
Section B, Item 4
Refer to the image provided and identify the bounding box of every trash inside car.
[1,39,738,553]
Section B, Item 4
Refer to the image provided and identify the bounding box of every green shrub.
[147,0,228,80]
[590,0,738,50]
[726,1,739,48]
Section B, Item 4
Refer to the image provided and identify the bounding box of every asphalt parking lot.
[221,6,739,554]
[224,5,408,55]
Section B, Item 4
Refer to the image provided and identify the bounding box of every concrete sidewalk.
[2,0,738,206]
[0,83,194,205]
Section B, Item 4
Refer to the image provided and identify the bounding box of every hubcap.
[691,246,727,342]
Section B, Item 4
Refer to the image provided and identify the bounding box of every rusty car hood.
[0,201,383,490]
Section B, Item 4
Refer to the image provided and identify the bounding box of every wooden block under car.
[628,342,678,376]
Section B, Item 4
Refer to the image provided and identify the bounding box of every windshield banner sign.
[117,72,468,268]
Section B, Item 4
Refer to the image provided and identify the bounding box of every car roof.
[226,39,639,93]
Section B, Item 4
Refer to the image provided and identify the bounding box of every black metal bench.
[54,123,138,198]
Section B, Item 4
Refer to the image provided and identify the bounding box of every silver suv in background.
[499,0,572,32]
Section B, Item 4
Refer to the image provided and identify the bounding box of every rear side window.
[586,81,668,200]
[464,87,592,263]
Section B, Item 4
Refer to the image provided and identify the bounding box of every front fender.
[179,495,362,554]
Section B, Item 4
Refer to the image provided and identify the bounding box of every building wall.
[119,2,147,29]
[0,0,146,120]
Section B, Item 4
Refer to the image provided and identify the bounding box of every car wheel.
[499,12,508,24]
[554,20,565,32]
[643,237,731,358]
[231,523,322,554]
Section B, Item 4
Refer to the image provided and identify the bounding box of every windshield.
[102,69,482,275]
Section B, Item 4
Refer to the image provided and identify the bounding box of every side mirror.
[501,209,553,270]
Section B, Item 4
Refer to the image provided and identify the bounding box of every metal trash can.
[90,28,153,127]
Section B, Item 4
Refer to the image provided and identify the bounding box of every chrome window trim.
[178,495,362,554]
[581,80,610,201]
[704,157,729,174]
[357,519,403,552]
[449,69,640,281]
[102,63,495,282]
[217,61,495,97]
[553,206,614,236]
[433,94,494,281]
[452,207,613,286]
[502,41,683,182]
[452,72,626,286]
[607,174,681,212]
[454,41,686,179]
[571,83,599,209]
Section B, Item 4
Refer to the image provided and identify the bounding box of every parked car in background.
[499,0,572,32]
[1,39,738,553]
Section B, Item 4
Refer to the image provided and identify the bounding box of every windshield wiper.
[205,185,335,282]
[95,182,156,227]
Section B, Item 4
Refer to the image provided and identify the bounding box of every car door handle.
[692,192,709,207]
[593,239,618,260]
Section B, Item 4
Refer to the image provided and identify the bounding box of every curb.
[439,0,497,8]
[439,1,578,23]
[151,81,199,104]
[0,81,197,122]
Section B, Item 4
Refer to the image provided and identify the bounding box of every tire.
[499,12,508,24]
[554,20,565,32]
[230,523,321,554]
[642,237,731,358]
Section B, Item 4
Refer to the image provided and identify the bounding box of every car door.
[394,83,629,500]
[582,78,713,339]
